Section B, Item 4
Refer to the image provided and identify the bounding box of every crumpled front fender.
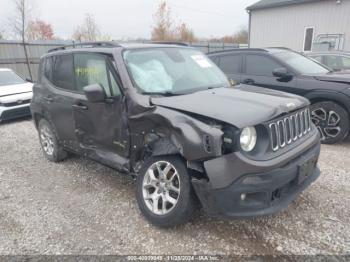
[128,105,224,168]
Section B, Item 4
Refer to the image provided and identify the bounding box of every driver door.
[72,53,130,171]
[242,54,297,92]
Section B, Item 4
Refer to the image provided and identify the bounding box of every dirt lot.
[0,118,349,255]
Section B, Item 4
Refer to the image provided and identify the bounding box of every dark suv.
[31,42,320,227]
[208,48,350,144]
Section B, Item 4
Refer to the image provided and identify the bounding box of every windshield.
[273,51,330,75]
[0,71,26,86]
[123,47,229,94]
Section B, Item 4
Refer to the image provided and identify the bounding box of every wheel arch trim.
[305,90,350,113]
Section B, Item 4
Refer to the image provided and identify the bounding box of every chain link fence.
[0,40,247,81]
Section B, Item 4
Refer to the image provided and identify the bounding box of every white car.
[0,68,33,122]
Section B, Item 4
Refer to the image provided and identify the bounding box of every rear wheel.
[38,119,68,162]
[310,101,349,144]
[136,156,197,227]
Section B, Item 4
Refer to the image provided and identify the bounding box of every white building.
[247,0,350,52]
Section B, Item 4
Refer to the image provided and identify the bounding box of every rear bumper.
[0,104,31,121]
[192,130,321,218]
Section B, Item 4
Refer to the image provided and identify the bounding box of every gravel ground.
[0,118,349,256]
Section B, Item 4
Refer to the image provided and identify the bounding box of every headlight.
[240,126,257,152]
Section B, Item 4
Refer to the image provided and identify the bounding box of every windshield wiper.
[206,86,224,90]
[140,91,183,96]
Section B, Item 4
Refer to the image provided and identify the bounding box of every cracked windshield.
[124,48,229,94]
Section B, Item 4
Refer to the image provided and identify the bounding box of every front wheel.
[136,156,197,227]
[310,101,349,144]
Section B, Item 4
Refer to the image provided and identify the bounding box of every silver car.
[307,52,350,72]
[0,68,33,122]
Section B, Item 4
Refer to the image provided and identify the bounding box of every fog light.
[241,193,246,201]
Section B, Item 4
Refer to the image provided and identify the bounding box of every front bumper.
[0,104,31,121]
[0,92,32,122]
[192,129,321,218]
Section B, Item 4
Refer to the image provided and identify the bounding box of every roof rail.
[48,41,121,53]
[147,41,189,46]
[207,48,267,55]
[266,47,292,50]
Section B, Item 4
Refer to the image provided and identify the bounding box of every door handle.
[43,96,54,102]
[72,104,88,110]
[242,79,255,85]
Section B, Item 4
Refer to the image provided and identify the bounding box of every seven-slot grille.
[269,108,312,151]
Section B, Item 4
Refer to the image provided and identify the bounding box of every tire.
[310,101,349,144]
[38,119,68,162]
[136,155,197,228]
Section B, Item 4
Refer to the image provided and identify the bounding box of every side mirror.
[83,84,106,103]
[273,67,292,79]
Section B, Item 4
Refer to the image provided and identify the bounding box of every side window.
[245,55,280,77]
[340,56,350,68]
[210,56,219,65]
[324,56,341,69]
[109,70,120,96]
[74,53,121,97]
[219,55,241,74]
[310,56,322,63]
[52,54,76,91]
[44,57,53,82]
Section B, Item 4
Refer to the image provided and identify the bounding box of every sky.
[0,0,258,39]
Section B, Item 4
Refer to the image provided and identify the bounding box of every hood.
[313,72,350,84]
[0,82,33,97]
[151,85,309,128]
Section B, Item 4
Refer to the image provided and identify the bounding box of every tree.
[72,14,101,42]
[206,28,249,44]
[233,28,248,44]
[151,1,196,42]
[151,1,175,41]
[176,22,196,42]
[221,35,235,43]
[27,19,54,40]
[10,0,34,80]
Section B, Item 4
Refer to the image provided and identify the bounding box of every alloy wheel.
[142,161,180,215]
[40,125,54,156]
[311,108,341,141]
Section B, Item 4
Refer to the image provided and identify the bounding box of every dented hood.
[151,85,309,128]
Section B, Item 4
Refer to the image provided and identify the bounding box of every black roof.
[247,0,322,11]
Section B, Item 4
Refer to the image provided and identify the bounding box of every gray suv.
[30,42,320,227]
[208,48,350,144]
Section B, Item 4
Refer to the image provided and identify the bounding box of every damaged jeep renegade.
[30,42,321,227]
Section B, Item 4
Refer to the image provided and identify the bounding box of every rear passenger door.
[213,54,242,84]
[42,54,84,149]
[242,54,297,92]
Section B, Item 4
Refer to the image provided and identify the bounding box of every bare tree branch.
[72,14,101,42]
[9,0,35,41]
[9,0,35,80]
[151,1,196,42]
[151,1,176,41]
